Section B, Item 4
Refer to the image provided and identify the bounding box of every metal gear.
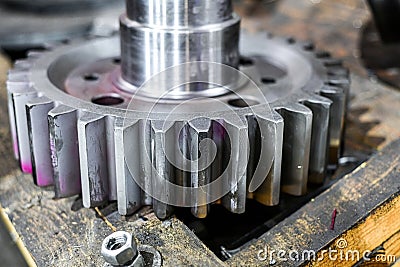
[7,0,350,220]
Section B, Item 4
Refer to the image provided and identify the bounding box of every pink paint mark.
[330,209,338,230]
[21,163,33,174]
[36,172,54,187]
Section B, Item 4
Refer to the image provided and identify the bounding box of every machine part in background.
[0,0,124,53]
[233,0,281,15]
[362,0,400,88]
[361,22,400,89]
[7,0,350,220]
[367,0,400,43]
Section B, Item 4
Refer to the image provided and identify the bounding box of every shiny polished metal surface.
[120,0,240,97]
[126,0,234,26]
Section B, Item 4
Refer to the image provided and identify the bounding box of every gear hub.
[7,0,350,219]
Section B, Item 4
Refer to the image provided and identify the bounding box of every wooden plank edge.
[305,193,400,266]
[228,139,400,267]
[0,204,37,267]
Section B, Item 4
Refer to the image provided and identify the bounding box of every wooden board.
[229,139,400,266]
[1,0,400,266]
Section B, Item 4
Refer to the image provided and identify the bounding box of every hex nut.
[101,231,138,266]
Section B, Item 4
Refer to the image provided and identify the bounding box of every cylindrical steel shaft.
[126,0,234,27]
[120,0,240,97]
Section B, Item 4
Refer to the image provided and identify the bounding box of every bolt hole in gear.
[7,0,350,259]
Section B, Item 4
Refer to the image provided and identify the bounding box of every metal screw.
[101,231,144,267]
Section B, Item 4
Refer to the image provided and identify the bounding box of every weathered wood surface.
[229,139,400,266]
[2,132,400,267]
[0,170,223,266]
[1,0,400,266]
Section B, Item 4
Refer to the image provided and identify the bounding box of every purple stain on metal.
[36,172,53,187]
[21,162,33,174]
[213,121,226,141]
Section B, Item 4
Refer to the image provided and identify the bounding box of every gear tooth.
[248,110,284,206]
[286,36,296,44]
[6,80,27,91]
[325,75,351,101]
[7,62,35,163]
[26,96,55,187]
[302,95,332,184]
[42,42,62,50]
[78,112,110,208]
[320,86,346,166]
[325,74,351,164]
[246,114,257,202]
[8,69,29,82]
[114,117,142,216]
[173,121,190,205]
[7,87,21,160]
[105,116,118,202]
[27,50,45,59]
[188,118,212,133]
[265,32,274,39]
[221,117,248,214]
[9,86,38,173]
[136,119,153,206]
[300,41,315,51]
[209,119,225,205]
[13,60,32,71]
[48,105,81,198]
[7,101,19,160]
[151,120,175,220]
[327,66,350,78]
[7,70,31,91]
[187,118,213,218]
[277,103,313,196]
[322,58,343,68]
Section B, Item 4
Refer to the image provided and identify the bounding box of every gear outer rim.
[7,33,350,219]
